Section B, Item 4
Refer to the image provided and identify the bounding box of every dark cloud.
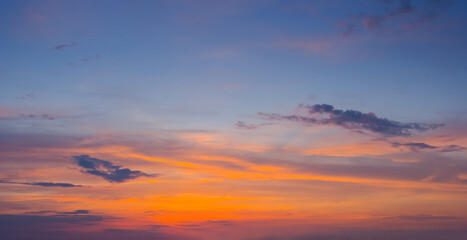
[26,210,89,215]
[254,229,467,240]
[0,213,109,228]
[235,121,275,130]
[381,214,461,221]
[392,142,465,152]
[258,104,443,137]
[54,42,77,50]
[0,180,83,188]
[25,182,83,187]
[73,155,157,183]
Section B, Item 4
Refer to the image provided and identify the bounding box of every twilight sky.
[1,0,467,239]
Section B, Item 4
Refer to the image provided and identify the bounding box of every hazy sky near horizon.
[1,0,467,239]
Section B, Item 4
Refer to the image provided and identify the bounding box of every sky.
[0,0,467,239]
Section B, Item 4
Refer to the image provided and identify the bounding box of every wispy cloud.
[235,121,275,130]
[380,214,461,221]
[73,155,157,183]
[54,42,77,51]
[258,104,443,137]
[26,210,90,215]
[18,93,35,100]
[68,55,101,66]
[18,113,56,120]
[392,142,465,152]
[339,0,453,37]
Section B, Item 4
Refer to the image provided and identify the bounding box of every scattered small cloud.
[258,103,443,137]
[54,42,77,51]
[18,93,35,100]
[339,0,453,37]
[68,55,101,66]
[73,155,157,183]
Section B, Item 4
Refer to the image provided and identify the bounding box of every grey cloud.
[0,180,83,188]
[73,155,157,183]
[381,214,461,221]
[439,144,466,152]
[258,104,443,137]
[392,142,465,152]
[18,113,55,120]
[0,213,109,228]
[54,42,77,50]
[26,210,90,215]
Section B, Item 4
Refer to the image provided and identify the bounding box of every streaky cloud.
[0,180,83,187]
[54,42,77,50]
[235,121,275,130]
[392,142,465,152]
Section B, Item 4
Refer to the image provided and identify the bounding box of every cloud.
[24,182,83,187]
[391,142,438,151]
[392,142,465,152]
[0,180,83,187]
[68,55,101,66]
[381,214,461,221]
[54,42,77,50]
[18,113,56,120]
[18,93,35,100]
[0,213,110,228]
[26,210,90,215]
[73,155,157,183]
[439,145,466,152]
[340,0,453,37]
[253,229,467,240]
[54,42,77,51]
[258,104,443,137]
[235,121,275,130]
